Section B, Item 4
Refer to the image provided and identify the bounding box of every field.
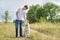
[0,22,60,40]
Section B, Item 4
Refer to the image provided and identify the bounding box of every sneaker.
[16,36,18,38]
[20,35,23,37]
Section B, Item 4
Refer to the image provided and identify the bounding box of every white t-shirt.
[17,8,26,21]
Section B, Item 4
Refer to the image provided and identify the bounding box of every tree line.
[1,2,60,23]
[27,2,60,23]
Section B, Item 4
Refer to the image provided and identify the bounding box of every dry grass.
[0,22,60,40]
[30,22,60,40]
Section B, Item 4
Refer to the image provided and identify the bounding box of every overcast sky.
[0,0,60,22]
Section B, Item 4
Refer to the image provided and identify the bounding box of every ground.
[0,22,60,40]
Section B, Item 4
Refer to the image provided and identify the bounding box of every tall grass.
[30,22,60,40]
[0,22,60,40]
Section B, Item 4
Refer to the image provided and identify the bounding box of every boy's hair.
[24,5,28,9]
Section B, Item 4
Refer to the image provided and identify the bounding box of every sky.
[0,0,60,22]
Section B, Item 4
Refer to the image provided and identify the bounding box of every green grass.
[0,22,60,40]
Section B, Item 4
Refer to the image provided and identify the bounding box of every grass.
[0,22,60,40]
[30,22,60,40]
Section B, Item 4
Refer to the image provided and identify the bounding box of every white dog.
[24,20,30,37]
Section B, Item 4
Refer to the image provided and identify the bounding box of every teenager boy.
[15,5,28,37]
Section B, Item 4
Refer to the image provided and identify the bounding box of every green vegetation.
[27,2,60,23]
[27,5,40,23]
[2,11,11,23]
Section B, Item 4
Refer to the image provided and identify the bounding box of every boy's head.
[23,5,28,10]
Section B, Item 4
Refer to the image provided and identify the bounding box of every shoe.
[16,36,18,38]
[20,35,23,37]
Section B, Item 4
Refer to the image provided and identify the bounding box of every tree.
[43,3,60,22]
[27,3,60,23]
[36,7,48,21]
[2,11,10,23]
[27,5,40,23]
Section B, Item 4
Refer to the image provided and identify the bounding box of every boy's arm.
[16,11,19,19]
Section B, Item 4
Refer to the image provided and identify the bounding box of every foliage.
[27,3,60,23]
[36,7,48,21]
[38,17,47,23]
[27,5,40,23]
[51,18,60,23]
[13,20,16,23]
[2,11,10,23]
[43,3,60,21]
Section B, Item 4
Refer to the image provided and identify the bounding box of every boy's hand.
[16,11,19,20]
[16,17,19,20]
[17,18,19,20]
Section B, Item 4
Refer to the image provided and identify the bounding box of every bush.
[38,17,47,23]
[13,20,16,23]
[51,18,60,23]
[27,5,40,23]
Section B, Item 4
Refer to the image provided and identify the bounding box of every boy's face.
[23,7,27,10]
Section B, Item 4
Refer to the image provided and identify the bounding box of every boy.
[15,5,28,37]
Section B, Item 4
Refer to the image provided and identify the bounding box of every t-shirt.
[17,8,26,21]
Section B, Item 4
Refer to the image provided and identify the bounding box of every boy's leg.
[15,20,19,37]
[19,20,23,37]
